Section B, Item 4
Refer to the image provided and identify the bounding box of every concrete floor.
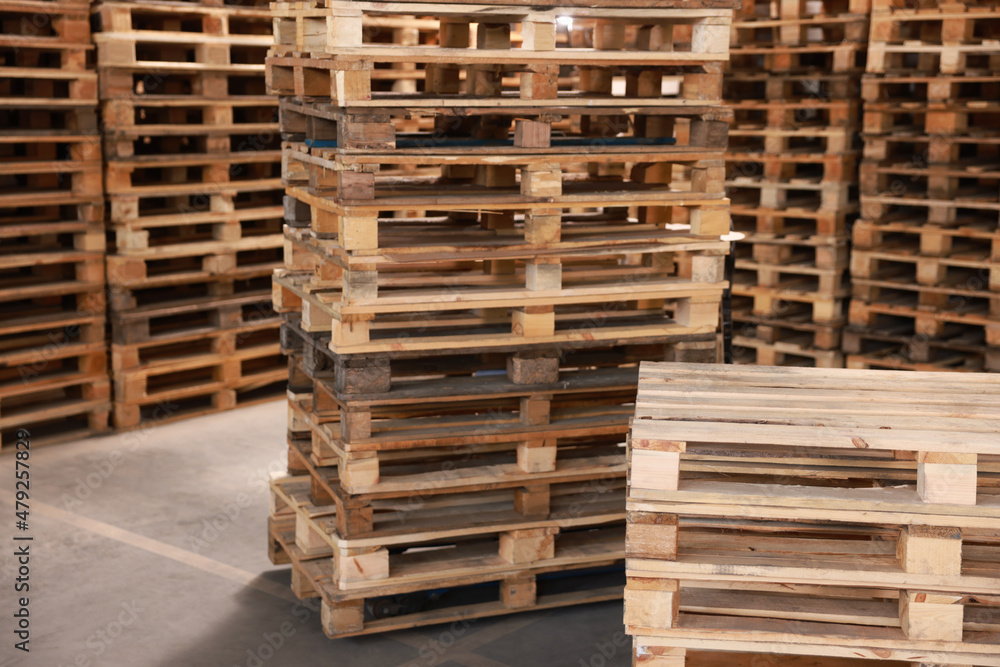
[0,400,631,667]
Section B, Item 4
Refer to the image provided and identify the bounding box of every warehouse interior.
[2,0,998,665]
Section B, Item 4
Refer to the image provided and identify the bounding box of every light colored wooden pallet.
[0,66,97,106]
[111,316,280,372]
[732,270,848,324]
[99,96,278,159]
[734,0,871,23]
[861,73,1000,104]
[727,177,852,212]
[859,195,1000,231]
[112,361,285,431]
[285,228,729,328]
[732,303,843,350]
[110,286,276,344]
[732,336,844,368]
[727,124,856,158]
[724,72,860,103]
[282,193,731,266]
[851,244,998,294]
[274,266,725,354]
[106,185,282,231]
[859,159,1000,212]
[863,99,1000,136]
[850,294,1000,346]
[726,151,858,185]
[269,2,732,63]
[728,42,864,74]
[863,131,1000,172]
[0,134,102,205]
[96,65,268,100]
[281,410,629,537]
[730,205,853,241]
[104,150,280,195]
[288,391,629,498]
[0,367,110,451]
[731,15,869,49]
[737,236,849,271]
[844,325,997,373]
[268,512,625,638]
[734,261,847,298]
[625,362,1000,664]
[272,472,624,576]
[868,1,1000,75]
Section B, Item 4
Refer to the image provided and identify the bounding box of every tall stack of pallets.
[846,0,1000,373]
[265,0,737,635]
[91,0,288,430]
[625,362,1000,666]
[725,0,870,368]
[0,0,110,448]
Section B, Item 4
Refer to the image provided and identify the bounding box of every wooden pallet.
[727,128,857,171]
[862,127,1000,166]
[269,3,732,69]
[731,277,846,325]
[727,151,857,186]
[100,96,278,159]
[863,99,1000,136]
[269,474,626,636]
[728,177,852,213]
[626,362,1000,666]
[109,279,277,338]
[735,239,848,285]
[732,302,843,350]
[731,16,869,49]
[861,73,1000,104]
[269,511,625,637]
[853,218,1000,259]
[851,292,1000,342]
[859,158,1000,208]
[868,0,1000,75]
[731,336,844,368]
[289,388,629,494]
[282,314,718,381]
[730,205,853,241]
[843,325,998,373]
[725,72,861,103]
[91,2,272,66]
[734,0,872,23]
[860,189,1000,228]
[731,99,859,131]
[851,245,998,299]
[728,42,865,74]
[0,133,102,206]
[275,266,725,354]
[0,310,110,449]
[0,1,97,106]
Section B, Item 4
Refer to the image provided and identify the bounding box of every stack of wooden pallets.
[0,0,110,449]
[725,0,871,368]
[91,0,288,429]
[266,0,737,635]
[846,0,1000,373]
[625,362,1000,666]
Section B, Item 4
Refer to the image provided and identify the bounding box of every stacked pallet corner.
[725,0,871,368]
[266,0,737,635]
[847,0,1000,372]
[91,0,288,429]
[625,362,1000,666]
[0,0,111,448]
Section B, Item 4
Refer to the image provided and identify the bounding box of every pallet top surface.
[632,362,1000,454]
